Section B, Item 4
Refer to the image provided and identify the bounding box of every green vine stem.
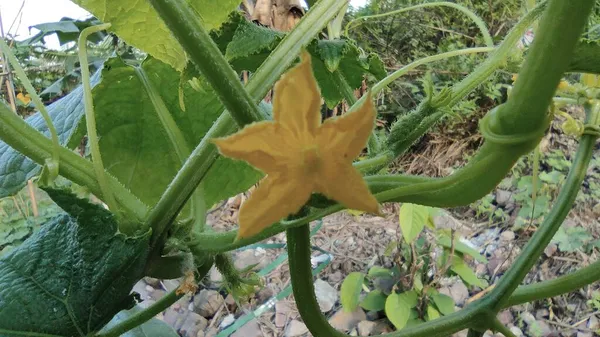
[284,119,597,337]
[371,47,494,95]
[381,1,547,157]
[146,0,351,248]
[0,103,149,221]
[287,224,480,337]
[94,289,184,337]
[483,104,598,311]
[506,256,600,307]
[344,1,494,48]
[147,0,263,127]
[78,24,119,215]
[133,67,205,228]
[0,37,61,173]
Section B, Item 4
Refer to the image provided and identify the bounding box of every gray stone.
[576,332,593,337]
[234,249,267,271]
[588,315,599,329]
[329,308,367,331]
[509,326,524,337]
[285,320,308,337]
[520,312,536,325]
[314,279,338,313]
[328,271,344,284]
[497,310,513,326]
[441,281,469,306]
[144,277,162,288]
[179,312,208,337]
[357,320,377,336]
[500,230,515,242]
[535,309,549,319]
[276,301,296,327]
[231,319,262,337]
[256,286,274,304]
[496,190,512,206]
[205,327,219,337]
[193,289,224,318]
[526,319,552,337]
[162,279,180,292]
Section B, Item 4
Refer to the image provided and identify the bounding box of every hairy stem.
[0,37,61,169]
[485,104,598,310]
[94,289,184,337]
[0,103,149,221]
[78,24,120,216]
[146,0,350,247]
[345,1,494,47]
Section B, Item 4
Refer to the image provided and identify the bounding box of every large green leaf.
[399,203,429,243]
[0,70,101,198]
[20,17,107,46]
[100,306,179,337]
[309,39,387,108]
[340,272,365,312]
[450,256,487,288]
[93,57,261,209]
[0,189,149,336]
[72,0,240,70]
[385,291,417,330]
[360,290,387,312]
[213,15,387,108]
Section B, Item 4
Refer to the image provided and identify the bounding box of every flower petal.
[237,174,314,240]
[213,122,300,174]
[273,51,322,140]
[317,94,376,162]
[316,159,380,214]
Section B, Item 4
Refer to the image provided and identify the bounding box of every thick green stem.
[506,258,600,307]
[94,289,184,337]
[134,66,205,228]
[0,103,148,221]
[78,24,120,216]
[371,47,494,95]
[484,106,598,310]
[146,0,350,247]
[286,224,481,337]
[490,0,595,135]
[147,0,263,127]
[0,37,61,169]
[384,2,547,156]
[345,1,494,47]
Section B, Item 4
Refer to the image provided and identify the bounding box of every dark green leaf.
[360,290,387,312]
[385,291,417,330]
[101,306,179,337]
[341,272,365,312]
[368,266,393,278]
[431,294,455,315]
[93,57,261,209]
[0,70,102,198]
[437,234,487,263]
[309,39,386,108]
[450,257,487,288]
[0,189,149,336]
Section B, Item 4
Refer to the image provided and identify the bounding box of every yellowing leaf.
[346,209,365,217]
[213,52,380,239]
[72,0,240,70]
[582,73,600,88]
[16,93,31,105]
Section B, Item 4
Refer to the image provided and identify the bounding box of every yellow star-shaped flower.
[213,51,380,239]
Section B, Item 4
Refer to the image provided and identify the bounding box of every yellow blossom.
[213,51,381,240]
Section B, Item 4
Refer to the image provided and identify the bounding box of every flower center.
[302,146,321,174]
